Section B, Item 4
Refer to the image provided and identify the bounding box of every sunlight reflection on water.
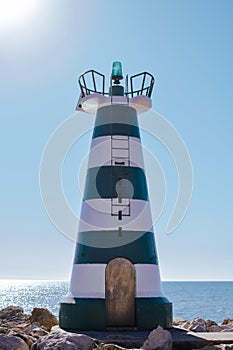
[0,280,69,317]
[0,280,233,322]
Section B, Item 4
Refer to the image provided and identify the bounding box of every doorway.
[105,257,136,327]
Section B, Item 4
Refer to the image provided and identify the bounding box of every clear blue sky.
[1,0,233,280]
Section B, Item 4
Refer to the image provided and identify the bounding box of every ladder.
[111,135,130,166]
[111,135,131,219]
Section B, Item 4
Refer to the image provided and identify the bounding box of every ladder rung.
[112,147,129,150]
[114,161,125,165]
[111,213,131,217]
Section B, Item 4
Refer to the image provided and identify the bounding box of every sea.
[0,280,232,323]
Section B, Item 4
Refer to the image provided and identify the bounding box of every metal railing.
[78,70,107,97]
[129,72,155,98]
[78,70,155,99]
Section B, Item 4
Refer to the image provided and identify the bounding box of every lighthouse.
[59,62,172,330]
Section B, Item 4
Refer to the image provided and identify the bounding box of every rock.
[183,321,191,329]
[193,346,218,350]
[95,344,129,350]
[30,308,58,331]
[0,306,29,327]
[190,325,206,332]
[0,333,29,350]
[24,322,41,334]
[222,328,233,332]
[30,327,49,337]
[205,319,218,331]
[24,322,48,337]
[172,319,193,330]
[209,324,233,332]
[221,319,233,325]
[8,331,37,348]
[194,345,233,349]
[209,325,225,332]
[0,306,30,339]
[32,330,95,350]
[173,317,187,326]
[141,326,172,350]
[0,326,8,333]
[189,317,207,332]
[220,319,233,331]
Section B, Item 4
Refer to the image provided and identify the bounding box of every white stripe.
[88,136,144,169]
[78,199,153,232]
[135,264,163,297]
[70,263,163,299]
[70,264,106,298]
[78,94,151,115]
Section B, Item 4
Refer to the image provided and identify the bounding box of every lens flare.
[0,0,37,27]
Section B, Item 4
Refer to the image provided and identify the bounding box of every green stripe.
[96,105,139,127]
[59,297,105,330]
[136,298,173,329]
[59,296,172,330]
[74,231,158,264]
[93,123,140,138]
[93,100,140,138]
[84,166,148,200]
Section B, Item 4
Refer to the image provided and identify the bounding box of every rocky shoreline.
[173,317,233,333]
[0,306,233,350]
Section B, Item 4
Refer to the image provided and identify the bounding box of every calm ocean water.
[0,280,232,323]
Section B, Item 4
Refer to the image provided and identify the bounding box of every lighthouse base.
[136,297,172,330]
[59,296,106,331]
[59,295,172,331]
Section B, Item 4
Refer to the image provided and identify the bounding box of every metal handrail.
[78,69,155,98]
[129,72,155,98]
[78,70,107,97]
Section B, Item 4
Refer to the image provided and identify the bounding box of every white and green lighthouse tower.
[59,62,172,330]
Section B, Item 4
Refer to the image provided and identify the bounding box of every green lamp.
[112,61,123,84]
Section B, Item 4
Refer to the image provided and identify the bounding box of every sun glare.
[0,0,37,27]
